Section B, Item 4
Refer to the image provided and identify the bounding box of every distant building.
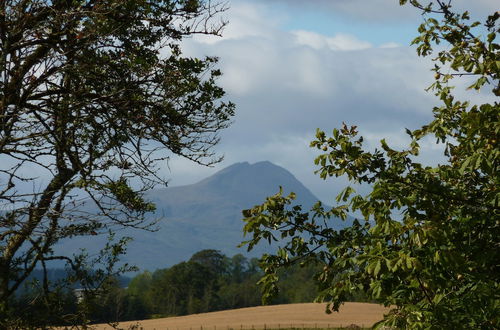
[73,288,86,303]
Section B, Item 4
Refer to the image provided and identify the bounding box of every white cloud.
[193,2,286,44]
[292,30,373,51]
[260,0,497,22]
[379,42,401,48]
[258,0,417,22]
[166,0,492,203]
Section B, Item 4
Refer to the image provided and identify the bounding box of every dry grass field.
[92,302,390,330]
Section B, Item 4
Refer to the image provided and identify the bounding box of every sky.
[164,0,496,204]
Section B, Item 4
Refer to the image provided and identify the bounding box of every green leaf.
[374,260,382,277]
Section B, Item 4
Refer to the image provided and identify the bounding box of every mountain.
[149,161,320,225]
[57,161,343,271]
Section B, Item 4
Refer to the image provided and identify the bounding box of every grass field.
[92,302,389,330]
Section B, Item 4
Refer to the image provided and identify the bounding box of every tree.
[242,1,499,328]
[126,251,264,317]
[0,0,234,326]
[228,253,249,283]
[189,249,229,276]
[125,271,153,321]
[149,261,218,316]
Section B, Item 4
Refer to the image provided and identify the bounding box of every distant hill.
[149,161,320,226]
[57,161,348,271]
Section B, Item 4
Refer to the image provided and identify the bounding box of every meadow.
[92,302,388,330]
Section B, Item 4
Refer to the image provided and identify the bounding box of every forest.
[9,249,368,325]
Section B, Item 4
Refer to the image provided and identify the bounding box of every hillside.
[93,302,389,330]
[56,161,348,271]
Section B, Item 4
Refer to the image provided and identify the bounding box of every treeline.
[10,249,367,326]
[101,249,323,322]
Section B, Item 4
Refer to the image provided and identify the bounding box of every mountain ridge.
[56,161,340,271]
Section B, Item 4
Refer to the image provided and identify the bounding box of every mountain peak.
[208,161,290,178]
[252,160,274,166]
[206,161,280,178]
[206,161,250,178]
[57,161,326,270]
[191,161,318,208]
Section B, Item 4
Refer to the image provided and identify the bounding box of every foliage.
[131,251,263,319]
[25,250,328,323]
[0,0,234,326]
[149,261,219,316]
[190,249,229,276]
[9,286,79,327]
[242,1,499,329]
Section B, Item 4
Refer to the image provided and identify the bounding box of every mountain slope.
[58,161,343,271]
[149,161,320,225]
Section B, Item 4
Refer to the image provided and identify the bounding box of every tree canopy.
[242,1,499,328]
[0,0,234,326]
[73,250,322,323]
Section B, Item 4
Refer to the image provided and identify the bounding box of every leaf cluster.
[242,1,499,328]
[0,0,234,324]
